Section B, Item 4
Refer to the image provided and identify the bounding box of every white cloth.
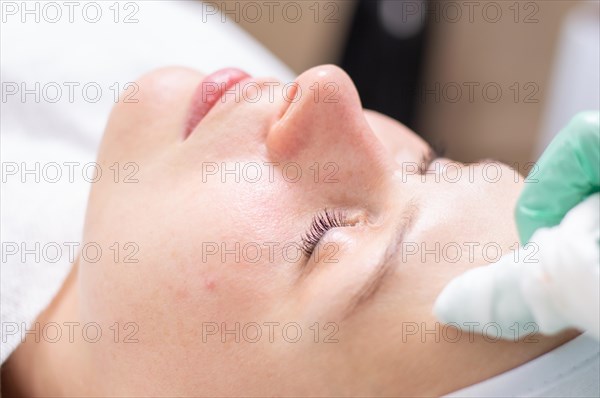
[0,0,294,365]
[445,332,600,397]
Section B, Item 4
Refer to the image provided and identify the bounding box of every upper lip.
[183,69,301,141]
[184,68,251,138]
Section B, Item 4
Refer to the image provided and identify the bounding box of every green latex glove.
[516,111,600,244]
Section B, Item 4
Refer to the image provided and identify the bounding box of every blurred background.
[212,0,599,172]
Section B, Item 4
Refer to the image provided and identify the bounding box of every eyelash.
[419,142,445,174]
[301,209,348,257]
[300,144,445,258]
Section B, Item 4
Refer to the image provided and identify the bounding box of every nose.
[267,65,393,189]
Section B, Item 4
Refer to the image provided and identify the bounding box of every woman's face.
[80,65,525,396]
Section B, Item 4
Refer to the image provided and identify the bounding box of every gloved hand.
[434,111,600,340]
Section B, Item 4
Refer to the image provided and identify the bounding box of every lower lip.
[184,67,251,138]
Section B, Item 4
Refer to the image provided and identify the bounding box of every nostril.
[276,81,300,120]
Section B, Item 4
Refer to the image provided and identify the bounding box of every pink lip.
[184,67,251,138]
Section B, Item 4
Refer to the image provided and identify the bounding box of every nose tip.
[266,64,367,160]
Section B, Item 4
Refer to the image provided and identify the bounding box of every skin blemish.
[204,278,217,291]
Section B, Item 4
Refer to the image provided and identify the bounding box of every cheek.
[79,167,296,344]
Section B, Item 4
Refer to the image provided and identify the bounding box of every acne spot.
[204,278,217,291]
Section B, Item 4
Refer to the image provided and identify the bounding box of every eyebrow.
[343,200,420,319]
[339,144,436,316]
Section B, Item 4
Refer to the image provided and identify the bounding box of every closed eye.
[419,141,445,174]
[300,209,349,257]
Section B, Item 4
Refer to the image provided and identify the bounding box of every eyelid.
[301,209,345,257]
[301,209,355,258]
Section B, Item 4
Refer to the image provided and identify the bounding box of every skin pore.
[1,65,577,397]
